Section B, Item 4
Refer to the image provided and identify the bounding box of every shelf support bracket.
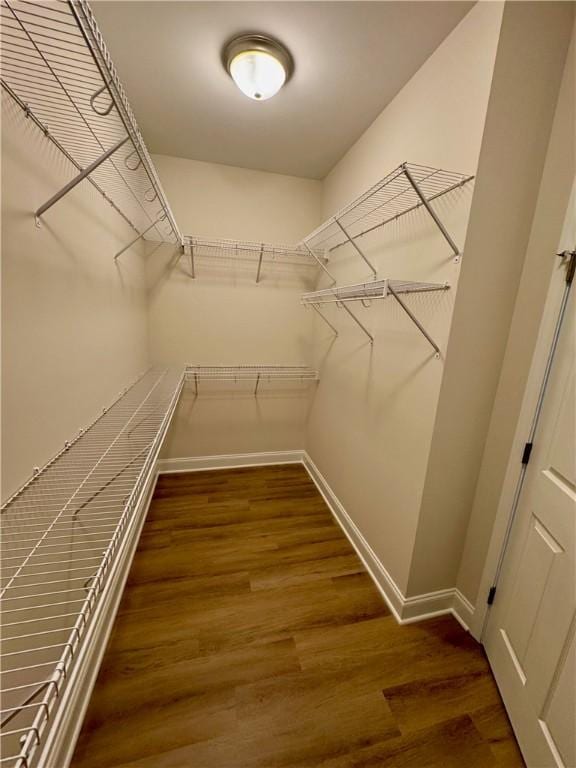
[183,242,195,278]
[35,135,130,221]
[114,215,165,260]
[303,243,337,284]
[334,219,377,277]
[311,304,338,335]
[402,164,460,258]
[256,244,264,283]
[338,301,374,344]
[388,285,441,356]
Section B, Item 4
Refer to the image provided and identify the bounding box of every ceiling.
[92,2,474,179]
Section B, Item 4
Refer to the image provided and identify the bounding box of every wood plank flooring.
[71,464,524,768]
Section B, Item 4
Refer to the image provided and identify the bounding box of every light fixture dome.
[223,34,293,101]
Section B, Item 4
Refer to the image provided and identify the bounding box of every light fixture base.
[223,33,294,100]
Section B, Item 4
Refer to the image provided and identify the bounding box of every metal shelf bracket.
[303,243,337,284]
[334,219,377,277]
[310,304,338,335]
[114,214,166,260]
[402,163,460,260]
[388,284,441,356]
[338,301,374,344]
[256,244,264,283]
[35,136,130,223]
[183,242,196,278]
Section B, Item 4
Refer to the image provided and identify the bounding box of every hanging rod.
[302,162,473,267]
[185,365,319,395]
[0,0,182,253]
[0,368,184,768]
[182,236,330,282]
[301,278,449,352]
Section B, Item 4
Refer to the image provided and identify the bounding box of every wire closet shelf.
[182,236,330,282]
[302,279,450,353]
[185,364,319,395]
[301,278,450,305]
[0,0,182,254]
[0,368,184,768]
[302,162,473,273]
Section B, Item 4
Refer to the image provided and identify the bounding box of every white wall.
[150,154,321,243]
[321,2,502,220]
[306,2,504,593]
[408,0,574,599]
[455,16,575,608]
[147,154,322,458]
[1,94,149,502]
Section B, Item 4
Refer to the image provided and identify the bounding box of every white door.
[484,247,575,767]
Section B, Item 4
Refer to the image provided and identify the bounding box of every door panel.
[543,628,576,767]
[504,516,563,667]
[484,279,575,767]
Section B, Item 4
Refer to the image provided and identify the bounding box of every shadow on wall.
[161,380,315,458]
[145,241,320,296]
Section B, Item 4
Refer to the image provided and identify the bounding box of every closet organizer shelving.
[302,162,473,275]
[1,1,473,761]
[182,163,472,282]
[182,236,332,282]
[185,364,319,395]
[0,369,184,768]
[302,279,450,352]
[0,0,182,256]
[299,162,472,353]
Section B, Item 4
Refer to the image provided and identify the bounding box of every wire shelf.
[184,237,319,265]
[0,0,181,248]
[182,236,328,282]
[301,278,450,305]
[0,368,184,768]
[185,364,319,380]
[302,162,473,255]
[302,279,450,352]
[185,365,319,394]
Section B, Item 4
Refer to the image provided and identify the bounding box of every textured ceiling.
[92,2,474,179]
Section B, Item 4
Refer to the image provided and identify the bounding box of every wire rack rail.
[301,279,449,305]
[182,236,331,282]
[185,364,319,395]
[302,162,473,274]
[0,368,183,768]
[0,0,182,256]
[301,278,450,352]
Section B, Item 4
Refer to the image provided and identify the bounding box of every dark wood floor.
[72,464,524,768]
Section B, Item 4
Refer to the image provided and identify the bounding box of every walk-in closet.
[1,1,575,766]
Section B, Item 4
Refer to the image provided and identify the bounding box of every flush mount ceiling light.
[223,34,293,101]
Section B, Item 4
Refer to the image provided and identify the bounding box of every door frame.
[470,243,576,642]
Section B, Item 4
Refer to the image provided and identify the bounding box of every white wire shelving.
[0,368,184,768]
[302,278,450,352]
[302,162,473,275]
[181,162,471,282]
[0,0,182,257]
[185,364,319,395]
[182,236,333,282]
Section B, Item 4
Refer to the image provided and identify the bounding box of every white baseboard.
[302,451,405,622]
[157,450,476,631]
[157,450,304,474]
[302,452,475,631]
[452,589,476,630]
